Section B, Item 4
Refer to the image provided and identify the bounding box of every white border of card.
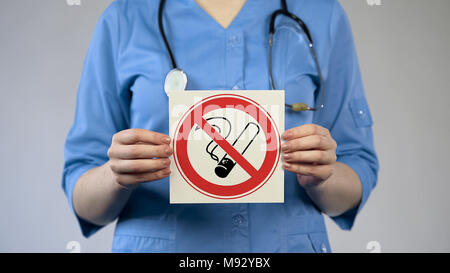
[169,90,285,204]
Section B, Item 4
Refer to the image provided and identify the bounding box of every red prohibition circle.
[173,94,281,199]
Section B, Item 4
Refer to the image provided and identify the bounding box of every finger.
[110,158,171,174]
[282,124,329,140]
[108,144,173,159]
[116,168,171,184]
[283,150,336,164]
[113,129,171,145]
[281,135,336,152]
[283,163,333,181]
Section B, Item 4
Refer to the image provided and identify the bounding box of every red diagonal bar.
[195,117,259,177]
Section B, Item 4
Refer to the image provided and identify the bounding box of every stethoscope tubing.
[158,0,325,111]
[158,0,177,69]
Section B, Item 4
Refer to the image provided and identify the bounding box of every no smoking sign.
[169,91,284,203]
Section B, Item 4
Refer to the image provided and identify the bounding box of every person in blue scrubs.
[62,0,378,253]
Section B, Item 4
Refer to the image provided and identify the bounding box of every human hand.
[107,129,173,189]
[281,124,337,187]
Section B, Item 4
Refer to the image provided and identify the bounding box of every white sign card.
[169,91,284,203]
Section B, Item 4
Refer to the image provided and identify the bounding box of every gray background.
[0,0,449,252]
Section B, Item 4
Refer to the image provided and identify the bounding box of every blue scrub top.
[62,0,378,253]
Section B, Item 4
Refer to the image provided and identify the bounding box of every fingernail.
[283,153,291,160]
[283,163,291,169]
[164,169,171,175]
[163,137,171,144]
[281,143,289,151]
[282,131,291,139]
[165,146,172,155]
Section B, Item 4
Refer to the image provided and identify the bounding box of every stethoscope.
[159,0,325,112]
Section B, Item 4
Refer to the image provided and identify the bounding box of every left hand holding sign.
[281,124,337,187]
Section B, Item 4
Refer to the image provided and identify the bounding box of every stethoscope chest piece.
[164,68,187,96]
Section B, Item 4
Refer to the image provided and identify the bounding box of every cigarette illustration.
[214,122,260,178]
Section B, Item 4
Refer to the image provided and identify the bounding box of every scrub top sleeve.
[62,1,129,238]
[314,1,379,230]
